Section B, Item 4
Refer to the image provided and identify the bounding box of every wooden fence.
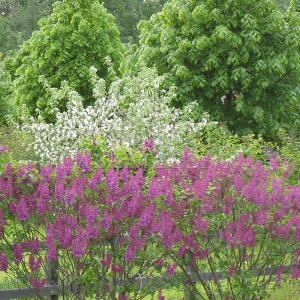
[0,263,296,300]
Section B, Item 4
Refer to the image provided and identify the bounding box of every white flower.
[24,67,214,163]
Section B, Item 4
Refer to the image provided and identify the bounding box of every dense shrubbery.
[138,0,300,138]
[0,57,12,125]
[0,148,300,299]
[23,67,213,163]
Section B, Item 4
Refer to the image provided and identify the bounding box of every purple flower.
[40,164,53,182]
[166,264,177,276]
[29,255,43,272]
[29,277,46,289]
[227,266,235,277]
[193,215,209,233]
[277,265,284,282]
[158,289,165,300]
[143,138,154,151]
[89,168,103,189]
[54,180,65,201]
[102,210,113,229]
[27,238,40,253]
[15,197,29,221]
[0,251,8,271]
[101,254,112,268]
[47,243,57,261]
[76,152,92,173]
[79,205,98,223]
[13,243,24,263]
[106,167,118,193]
[125,245,136,261]
[71,228,88,258]
[65,188,76,205]
[269,156,279,172]
[291,266,300,279]
[0,145,9,154]
[111,264,123,273]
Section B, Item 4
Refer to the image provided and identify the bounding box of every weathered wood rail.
[0,264,296,299]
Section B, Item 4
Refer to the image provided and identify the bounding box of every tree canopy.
[7,0,124,120]
[0,0,167,52]
[138,0,300,138]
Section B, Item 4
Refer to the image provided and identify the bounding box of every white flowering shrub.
[23,67,215,163]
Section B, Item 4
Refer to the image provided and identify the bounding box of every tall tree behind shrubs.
[7,0,124,121]
[138,0,300,139]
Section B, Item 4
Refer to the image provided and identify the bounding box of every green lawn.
[1,271,300,299]
[0,127,39,162]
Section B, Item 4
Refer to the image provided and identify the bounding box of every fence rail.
[0,264,296,299]
[0,286,61,300]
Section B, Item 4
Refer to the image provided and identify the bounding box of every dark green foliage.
[0,0,167,52]
[7,0,124,121]
[0,56,12,125]
[0,0,54,53]
[102,0,167,43]
[138,0,300,139]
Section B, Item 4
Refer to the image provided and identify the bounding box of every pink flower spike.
[227,266,235,277]
[111,264,124,273]
[13,243,24,263]
[29,277,46,289]
[143,138,154,151]
[291,266,300,279]
[27,238,40,253]
[15,197,29,221]
[0,145,9,153]
[101,254,112,268]
[0,251,8,271]
[153,259,164,267]
[276,265,284,283]
[158,289,165,300]
[269,156,279,172]
[166,264,177,276]
[29,255,43,272]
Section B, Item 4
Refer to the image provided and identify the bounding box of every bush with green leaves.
[23,67,213,163]
[276,129,300,184]
[138,0,300,138]
[0,56,12,125]
[6,0,124,121]
[195,126,272,162]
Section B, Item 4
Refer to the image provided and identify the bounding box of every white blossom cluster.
[24,67,215,163]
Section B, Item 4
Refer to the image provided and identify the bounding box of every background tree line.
[0,0,167,53]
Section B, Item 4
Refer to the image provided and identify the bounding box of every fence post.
[46,258,59,300]
[183,266,197,300]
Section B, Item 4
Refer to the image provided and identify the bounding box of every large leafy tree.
[0,55,12,125]
[138,0,300,138]
[7,0,124,120]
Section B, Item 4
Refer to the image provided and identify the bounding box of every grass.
[0,127,39,162]
[2,270,300,300]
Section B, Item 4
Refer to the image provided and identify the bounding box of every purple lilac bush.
[0,147,299,299]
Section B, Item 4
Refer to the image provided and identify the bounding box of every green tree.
[0,54,12,125]
[138,0,300,138]
[7,0,124,121]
